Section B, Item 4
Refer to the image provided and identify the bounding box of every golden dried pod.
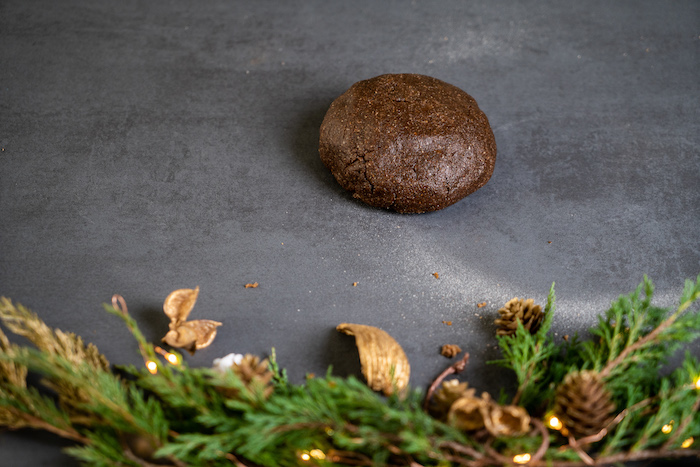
[163,286,200,323]
[447,393,488,431]
[187,319,222,350]
[484,404,530,437]
[336,323,410,396]
[163,319,222,355]
[163,326,198,352]
[431,380,475,420]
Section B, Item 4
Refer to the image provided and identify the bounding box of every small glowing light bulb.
[513,453,531,464]
[299,452,311,461]
[548,415,563,431]
[146,360,158,374]
[165,353,179,365]
[309,449,326,460]
[681,437,694,449]
[661,422,673,434]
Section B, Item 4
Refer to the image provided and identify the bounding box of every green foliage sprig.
[0,276,698,466]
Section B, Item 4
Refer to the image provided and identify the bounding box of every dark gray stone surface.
[1,0,698,464]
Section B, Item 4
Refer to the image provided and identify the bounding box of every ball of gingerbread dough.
[319,74,496,213]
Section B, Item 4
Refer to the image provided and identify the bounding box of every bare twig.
[568,435,595,465]
[439,440,484,460]
[483,439,514,466]
[223,451,250,467]
[530,448,700,466]
[442,454,478,466]
[12,411,90,444]
[423,353,470,411]
[327,449,374,466]
[529,418,550,464]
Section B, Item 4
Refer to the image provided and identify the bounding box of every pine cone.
[494,298,544,336]
[218,354,274,400]
[554,371,615,438]
[234,354,274,399]
[431,379,474,419]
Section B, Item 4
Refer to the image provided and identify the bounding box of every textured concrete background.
[1,0,699,464]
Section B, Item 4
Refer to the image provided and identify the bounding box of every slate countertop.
[1,1,699,464]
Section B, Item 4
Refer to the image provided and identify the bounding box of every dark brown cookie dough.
[319,74,496,213]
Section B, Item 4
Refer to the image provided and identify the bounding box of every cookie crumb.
[432,272,439,279]
[563,335,570,341]
[244,282,259,288]
[547,241,552,244]
[352,282,358,287]
[442,320,452,326]
[441,344,462,358]
[477,301,487,308]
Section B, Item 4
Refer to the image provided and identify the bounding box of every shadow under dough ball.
[319,74,496,213]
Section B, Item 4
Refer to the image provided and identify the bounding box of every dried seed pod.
[186,319,222,350]
[163,319,222,355]
[448,391,531,437]
[336,323,410,396]
[161,287,221,354]
[447,393,489,431]
[163,287,200,323]
[431,379,474,420]
[162,325,198,353]
[484,403,530,437]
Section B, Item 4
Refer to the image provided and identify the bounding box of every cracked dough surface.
[319,74,497,213]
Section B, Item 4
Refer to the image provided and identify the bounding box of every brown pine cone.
[218,354,274,400]
[494,298,544,336]
[235,354,274,398]
[554,371,615,438]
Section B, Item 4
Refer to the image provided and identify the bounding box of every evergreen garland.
[0,275,698,466]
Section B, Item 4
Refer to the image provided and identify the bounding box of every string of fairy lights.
[118,281,698,467]
[136,340,700,465]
